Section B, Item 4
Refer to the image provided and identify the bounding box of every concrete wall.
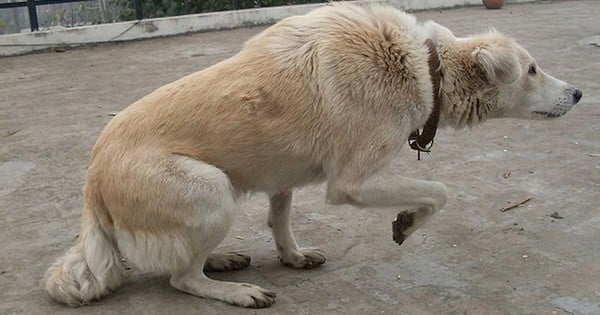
[0,0,534,56]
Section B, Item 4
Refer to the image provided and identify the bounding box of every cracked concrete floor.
[1,1,599,314]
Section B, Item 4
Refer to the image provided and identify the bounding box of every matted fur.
[45,3,580,308]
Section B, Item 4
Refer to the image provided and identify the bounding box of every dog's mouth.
[532,111,565,118]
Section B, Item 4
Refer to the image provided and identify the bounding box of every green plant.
[110,0,326,21]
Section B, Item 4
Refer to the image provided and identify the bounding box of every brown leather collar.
[408,39,442,160]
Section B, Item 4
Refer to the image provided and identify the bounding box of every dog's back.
[90,4,433,193]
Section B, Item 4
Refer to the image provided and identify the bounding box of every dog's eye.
[528,64,537,75]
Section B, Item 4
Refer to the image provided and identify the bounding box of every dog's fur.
[45,4,581,308]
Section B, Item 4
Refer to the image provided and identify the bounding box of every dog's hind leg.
[267,189,326,269]
[159,156,275,308]
[105,155,274,308]
[170,253,276,308]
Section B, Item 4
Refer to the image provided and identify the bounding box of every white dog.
[45,3,581,308]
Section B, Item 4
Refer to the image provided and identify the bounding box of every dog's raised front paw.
[393,211,415,245]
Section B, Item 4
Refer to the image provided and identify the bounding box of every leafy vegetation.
[112,0,326,20]
[0,0,326,34]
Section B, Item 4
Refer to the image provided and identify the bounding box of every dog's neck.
[434,40,500,129]
[405,35,501,158]
[408,39,442,158]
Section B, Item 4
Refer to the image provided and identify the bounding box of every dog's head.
[424,23,582,126]
[470,32,582,120]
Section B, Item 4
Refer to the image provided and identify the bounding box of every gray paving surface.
[1,0,599,314]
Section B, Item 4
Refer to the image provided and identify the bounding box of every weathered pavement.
[1,1,599,314]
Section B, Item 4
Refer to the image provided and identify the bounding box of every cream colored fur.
[45,3,581,308]
[44,211,125,306]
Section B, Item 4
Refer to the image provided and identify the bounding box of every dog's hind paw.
[229,283,276,308]
[170,276,275,308]
[204,252,251,272]
[280,248,326,269]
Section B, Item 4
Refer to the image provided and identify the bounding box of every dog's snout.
[573,88,582,104]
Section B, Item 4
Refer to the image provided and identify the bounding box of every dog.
[44,3,582,308]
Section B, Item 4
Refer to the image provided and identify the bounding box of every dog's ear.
[472,35,521,84]
[422,21,456,43]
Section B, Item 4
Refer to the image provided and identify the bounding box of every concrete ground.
[1,0,599,314]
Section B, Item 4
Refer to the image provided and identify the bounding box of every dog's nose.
[573,89,582,103]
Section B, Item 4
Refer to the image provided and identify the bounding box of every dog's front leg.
[267,189,326,268]
[328,171,448,243]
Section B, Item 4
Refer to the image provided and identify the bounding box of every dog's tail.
[44,209,125,306]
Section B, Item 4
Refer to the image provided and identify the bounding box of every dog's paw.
[393,211,415,245]
[280,248,326,269]
[229,283,276,308]
[204,253,251,272]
